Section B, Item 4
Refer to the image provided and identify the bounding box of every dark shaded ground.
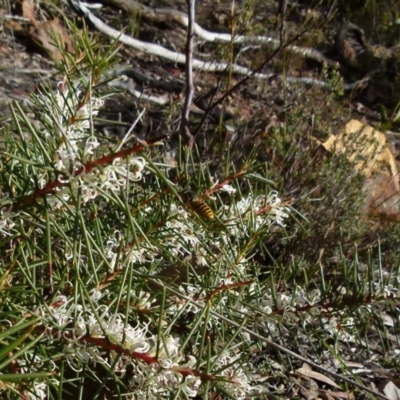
[2,0,400,135]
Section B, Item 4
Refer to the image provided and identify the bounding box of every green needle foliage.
[0,23,399,400]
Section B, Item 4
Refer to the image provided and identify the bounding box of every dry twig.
[181,0,196,147]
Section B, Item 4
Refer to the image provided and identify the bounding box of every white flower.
[29,381,47,400]
[84,136,100,158]
[155,336,180,359]
[179,377,201,397]
[128,291,154,310]
[19,354,44,374]
[235,196,253,214]
[0,207,17,236]
[375,283,398,298]
[323,316,355,342]
[105,232,120,259]
[218,353,253,399]
[264,191,289,226]
[276,294,291,310]
[124,323,151,354]
[307,289,321,305]
[128,157,146,180]
[159,358,175,369]
[220,184,236,194]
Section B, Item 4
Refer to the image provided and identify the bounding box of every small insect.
[189,199,215,221]
[181,190,215,221]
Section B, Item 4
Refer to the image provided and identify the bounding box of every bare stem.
[192,23,320,138]
[181,0,196,147]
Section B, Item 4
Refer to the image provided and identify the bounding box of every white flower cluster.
[34,290,263,399]
[218,352,267,399]
[34,82,147,208]
[222,191,289,237]
[160,203,202,257]
[122,188,291,270]
[0,206,17,236]
[239,285,358,343]
[234,287,323,336]
[38,81,103,142]
[166,285,207,315]
[28,381,47,400]
[14,354,57,399]
[3,81,292,398]
[38,293,201,396]
[374,281,399,298]
[322,314,356,342]
[48,155,147,208]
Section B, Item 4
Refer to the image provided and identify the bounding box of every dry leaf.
[382,380,400,400]
[300,377,320,400]
[322,390,355,399]
[321,120,400,219]
[4,20,25,35]
[322,392,335,400]
[344,361,364,369]
[322,119,398,187]
[380,312,395,327]
[29,18,74,62]
[21,0,36,21]
[364,173,400,218]
[296,364,341,389]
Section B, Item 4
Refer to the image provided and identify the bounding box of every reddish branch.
[207,280,253,301]
[70,334,214,381]
[12,135,168,210]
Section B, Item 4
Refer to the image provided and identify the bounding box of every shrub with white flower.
[1,28,396,400]
[0,54,291,397]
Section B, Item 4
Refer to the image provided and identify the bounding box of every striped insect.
[189,198,215,221]
[182,191,215,221]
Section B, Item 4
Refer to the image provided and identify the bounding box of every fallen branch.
[69,0,277,78]
[69,1,371,92]
[108,79,172,105]
[101,0,335,65]
[105,66,184,93]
